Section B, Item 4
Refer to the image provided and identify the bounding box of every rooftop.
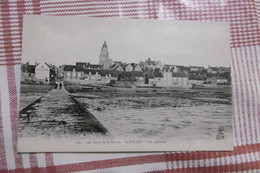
[76,62,87,66]
[172,72,188,78]
[131,71,144,77]
[153,71,163,78]
[64,65,76,71]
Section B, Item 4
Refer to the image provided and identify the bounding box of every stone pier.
[18,87,109,137]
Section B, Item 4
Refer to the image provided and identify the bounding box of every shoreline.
[19,83,232,111]
[63,83,231,93]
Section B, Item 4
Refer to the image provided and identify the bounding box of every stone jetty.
[18,86,109,137]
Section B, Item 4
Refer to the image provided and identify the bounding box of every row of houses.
[62,58,230,77]
[61,62,230,86]
[21,60,231,86]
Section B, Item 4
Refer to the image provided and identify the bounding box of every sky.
[22,15,231,67]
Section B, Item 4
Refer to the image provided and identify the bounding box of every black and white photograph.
[18,15,233,152]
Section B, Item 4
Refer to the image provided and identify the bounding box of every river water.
[76,87,233,142]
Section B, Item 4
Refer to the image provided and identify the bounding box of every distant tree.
[117,72,136,81]
[202,69,207,75]
[154,68,160,72]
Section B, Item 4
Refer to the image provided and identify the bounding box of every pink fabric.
[0,0,259,172]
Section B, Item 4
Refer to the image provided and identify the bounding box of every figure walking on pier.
[59,82,62,89]
[54,81,58,89]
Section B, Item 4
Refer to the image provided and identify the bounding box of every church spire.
[102,41,107,48]
[99,41,113,69]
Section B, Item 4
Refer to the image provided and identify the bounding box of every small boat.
[135,90,148,93]
[82,86,94,91]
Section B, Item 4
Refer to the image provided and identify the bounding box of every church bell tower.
[99,41,112,69]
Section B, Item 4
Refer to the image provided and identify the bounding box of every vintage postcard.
[18,15,233,152]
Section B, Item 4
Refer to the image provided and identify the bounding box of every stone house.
[100,70,120,83]
[63,65,80,80]
[172,72,189,85]
[110,63,124,71]
[162,69,173,86]
[75,65,85,80]
[133,64,142,71]
[84,69,101,81]
[63,65,74,80]
[124,64,133,72]
[35,62,56,82]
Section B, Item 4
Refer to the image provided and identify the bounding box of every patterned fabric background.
[0,0,259,172]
